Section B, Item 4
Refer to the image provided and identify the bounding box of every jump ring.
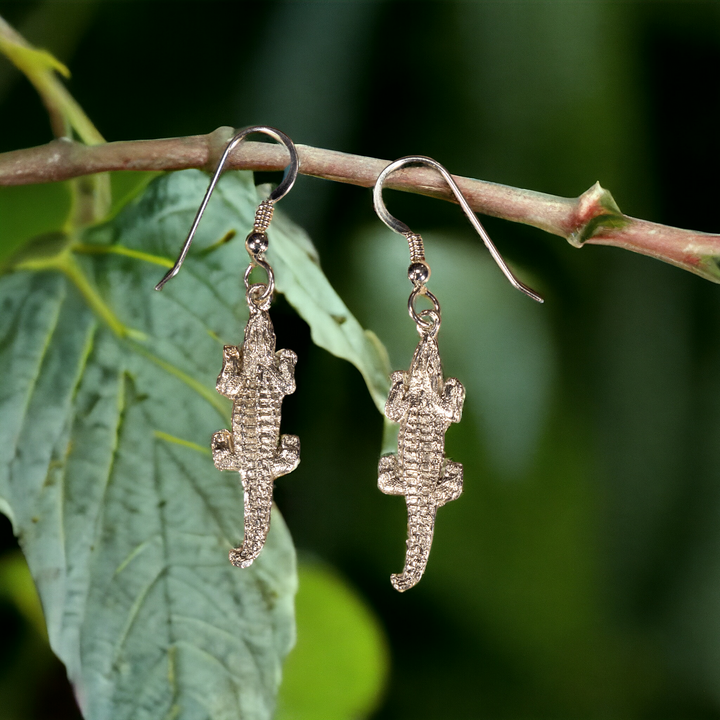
[244,258,275,307]
[408,286,441,336]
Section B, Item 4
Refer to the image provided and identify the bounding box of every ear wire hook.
[155,125,299,291]
[373,156,544,304]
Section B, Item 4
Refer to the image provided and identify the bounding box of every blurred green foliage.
[0,182,72,263]
[276,561,388,720]
[1,1,720,719]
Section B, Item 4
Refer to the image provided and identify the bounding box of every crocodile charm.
[369,153,543,592]
[379,332,465,591]
[211,301,300,568]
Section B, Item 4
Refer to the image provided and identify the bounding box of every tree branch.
[1,126,719,283]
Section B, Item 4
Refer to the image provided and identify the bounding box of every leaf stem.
[0,15,110,223]
[0,16,102,145]
[14,247,146,340]
[128,341,230,421]
[153,431,212,457]
[72,243,174,268]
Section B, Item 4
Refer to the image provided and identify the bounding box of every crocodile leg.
[273,348,298,396]
[378,454,406,495]
[391,493,437,592]
[273,434,301,477]
[211,429,242,471]
[216,345,243,398]
[437,377,465,424]
[385,371,410,422]
[436,460,463,507]
[229,472,274,568]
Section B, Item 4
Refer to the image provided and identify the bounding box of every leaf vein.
[5,277,66,480]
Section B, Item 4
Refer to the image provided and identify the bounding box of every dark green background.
[1,1,720,718]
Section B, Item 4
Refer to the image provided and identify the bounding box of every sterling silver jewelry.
[373,156,543,591]
[156,126,300,568]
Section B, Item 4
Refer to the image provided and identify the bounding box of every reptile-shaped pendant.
[151,128,304,568]
[211,301,300,568]
[370,154,543,593]
[379,331,465,591]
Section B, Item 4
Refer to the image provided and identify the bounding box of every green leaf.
[0,168,393,720]
[108,172,164,221]
[0,182,73,264]
[0,170,303,720]
[276,561,388,720]
[0,172,161,269]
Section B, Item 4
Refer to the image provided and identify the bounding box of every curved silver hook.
[155,125,299,291]
[373,155,543,303]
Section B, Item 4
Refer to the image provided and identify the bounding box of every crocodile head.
[243,304,277,362]
[408,335,444,396]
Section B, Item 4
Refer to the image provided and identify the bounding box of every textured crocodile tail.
[391,571,421,593]
[229,547,258,569]
[229,481,273,568]
[390,532,433,592]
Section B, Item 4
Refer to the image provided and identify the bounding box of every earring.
[373,156,543,592]
[155,126,301,568]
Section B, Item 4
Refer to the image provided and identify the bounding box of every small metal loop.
[155,125,298,291]
[247,284,272,311]
[244,258,275,308]
[417,310,441,338]
[373,155,543,304]
[409,286,441,336]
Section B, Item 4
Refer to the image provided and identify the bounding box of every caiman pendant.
[379,328,465,591]
[371,153,543,593]
[211,292,300,568]
[152,129,304,569]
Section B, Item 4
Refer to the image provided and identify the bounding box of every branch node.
[569,181,628,248]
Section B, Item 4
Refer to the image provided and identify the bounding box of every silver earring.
[156,126,301,568]
[373,155,542,592]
